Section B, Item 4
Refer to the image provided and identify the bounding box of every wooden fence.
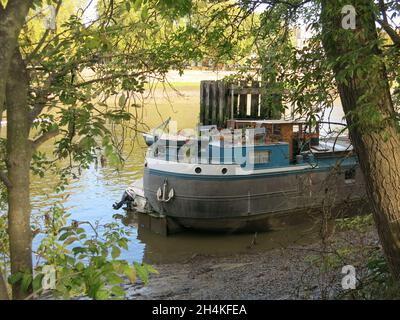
[200,80,271,127]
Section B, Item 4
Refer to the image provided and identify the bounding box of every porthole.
[221,168,228,175]
[195,167,202,174]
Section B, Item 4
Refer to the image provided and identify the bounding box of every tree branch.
[74,72,153,88]
[249,0,311,9]
[0,170,11,188]
[31,127,60,150]
[378,0,388,23]
[377,0,400,48]
[29,54,150,123]
[377,19,400,48]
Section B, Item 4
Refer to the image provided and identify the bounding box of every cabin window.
[344,168,356,184]
[249,150,271,164]
[195,167,202,174]
[273,125,281,135]
[221,168,228,175]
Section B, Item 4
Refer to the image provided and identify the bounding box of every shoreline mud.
[125,228,379,300]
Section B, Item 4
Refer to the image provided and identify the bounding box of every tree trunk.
[321,0,400,280]
[0,1,33,128]
[6,49,33,299]
[0,272,9,300]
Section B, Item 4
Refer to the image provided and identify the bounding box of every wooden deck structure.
[200,80,270,127]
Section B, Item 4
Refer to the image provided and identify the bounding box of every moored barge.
[134,119,368,232]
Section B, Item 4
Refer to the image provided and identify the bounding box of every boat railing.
[145,141,245,165]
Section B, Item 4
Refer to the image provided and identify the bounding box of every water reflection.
[119,212,320,264]
[30,84,200,263]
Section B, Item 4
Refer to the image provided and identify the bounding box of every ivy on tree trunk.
[320,0,400,280]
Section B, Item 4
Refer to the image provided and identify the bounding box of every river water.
[29,71,346,264]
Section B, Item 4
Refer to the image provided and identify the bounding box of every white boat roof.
[231,119,309,124]
[311,138,353,153]
[157,133,191,141]
[209,140,288,147]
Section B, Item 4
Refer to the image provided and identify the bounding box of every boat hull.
[143,166,368,232]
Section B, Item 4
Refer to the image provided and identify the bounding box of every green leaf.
[125,1,131,12]
[76,262,85,271]
[64,237,78,245]
[75,228,85,234]
[134,262,149,285]
[72,246,86,255]
[58,231,73,241]
[8,272,23,285]
[111,285,125,298]
[118,94,126,107]
[117,239,128,250]
[141,6,149,20]
[111,246,121,259]
[21,273,33,293]
[85,36,101,50]
[144,263,159,275]
[107,273,124,285]
[123,265,136,284]
[95,289,110,300]
[32,274,44,292]
[133,0,142,10]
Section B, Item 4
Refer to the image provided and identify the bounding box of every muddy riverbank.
[124,227,380,300]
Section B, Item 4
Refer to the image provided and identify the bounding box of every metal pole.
[231,83,234,120]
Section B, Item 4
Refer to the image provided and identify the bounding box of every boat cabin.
[226,119,320,162]
[208,141,290,169]
[147,118,322,169]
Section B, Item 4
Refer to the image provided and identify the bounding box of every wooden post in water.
[200,80,264,127]
[199,81,206,124]
[217,80,226,127]
[204,81,211,125]
[238,80,247,118]
[200,80,226,127]
[233,82,239,118]
[209,82,217,125]
[251,81,259,118]
[226,84,232,120]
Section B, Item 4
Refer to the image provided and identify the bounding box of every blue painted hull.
[143,156,368,232]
